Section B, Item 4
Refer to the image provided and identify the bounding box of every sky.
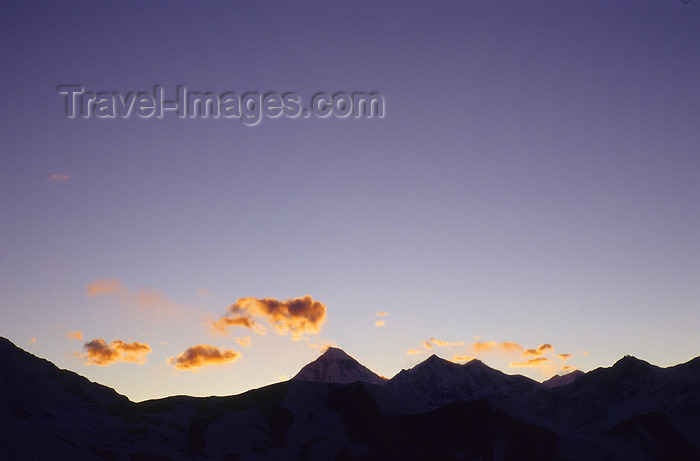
[1,1,698,402]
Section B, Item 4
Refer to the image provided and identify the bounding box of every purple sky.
[1,1,698,401]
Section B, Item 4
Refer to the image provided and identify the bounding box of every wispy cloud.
[48,174,70,183]
[375,311,388,317]
[211,296,326,341]
[235,336,251,347]
[85,277,180,317]
[509,357,551,368]
[472,341,524,354]
[557,353,572,360]
[406,349,423,355]
[82,339,152,366]
[67,330,83,340]
[168,344,241,371]
[375,320,386,327]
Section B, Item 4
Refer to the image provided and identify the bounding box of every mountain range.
[1,337,698,460]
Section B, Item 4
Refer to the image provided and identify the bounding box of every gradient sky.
[1,1,698,402]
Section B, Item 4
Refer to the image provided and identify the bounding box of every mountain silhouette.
[1,337,698,460]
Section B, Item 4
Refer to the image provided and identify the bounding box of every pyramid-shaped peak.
[320,346,352,359]
[292,347,386,385]
[423,354,456,366]
[463,358,489,368]
[613,355,651,369]
[402,354,464,377]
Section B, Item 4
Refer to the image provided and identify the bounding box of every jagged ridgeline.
[1,337,698,460]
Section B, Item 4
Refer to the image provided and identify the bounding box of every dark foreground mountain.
[1,337,698,460]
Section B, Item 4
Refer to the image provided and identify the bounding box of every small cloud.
[82,339,152,366]
[67,330,83,340]
[375,320,386,327]
[428,337,463,347]
[375,311,388,317]
[471,341,523,354]
[523,344,553,357]
[276,373,288,381]
[509,357,551,368]
[30,337,37,345]
[168,344,241,371]
[48,174,70,183]
[557,353,572,360]
[235,336,252,347]
[562,365,577,371]
[212,296,326,341]
[406,349,423,355]
[422,337,463,349]
[452,354,474,362]
[579,350,589,356]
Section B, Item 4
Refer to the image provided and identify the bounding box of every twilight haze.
[1,1,698,402]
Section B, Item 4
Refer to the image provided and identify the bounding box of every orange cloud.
[168,345,241,371]
[523,344,553,357]
[82,339,152,366]
[452,354,474,362]
[509,357,551,368]
[48,174,70,183]
[423,337,465,349]
[212,315,262,334]
[406,349,423,355]
[235,336,251,347]
[557,353,572,360]
[375,311,388,317]
[472,341,497,352]
[375,320,386,327]
[213,296,326,340]
[562,365,577,371]
[67,330,83,340]
[472,341,523,354]
[501,342,524,352]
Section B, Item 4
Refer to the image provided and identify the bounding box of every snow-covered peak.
[292,347,387,385]
[319,346,353,361]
